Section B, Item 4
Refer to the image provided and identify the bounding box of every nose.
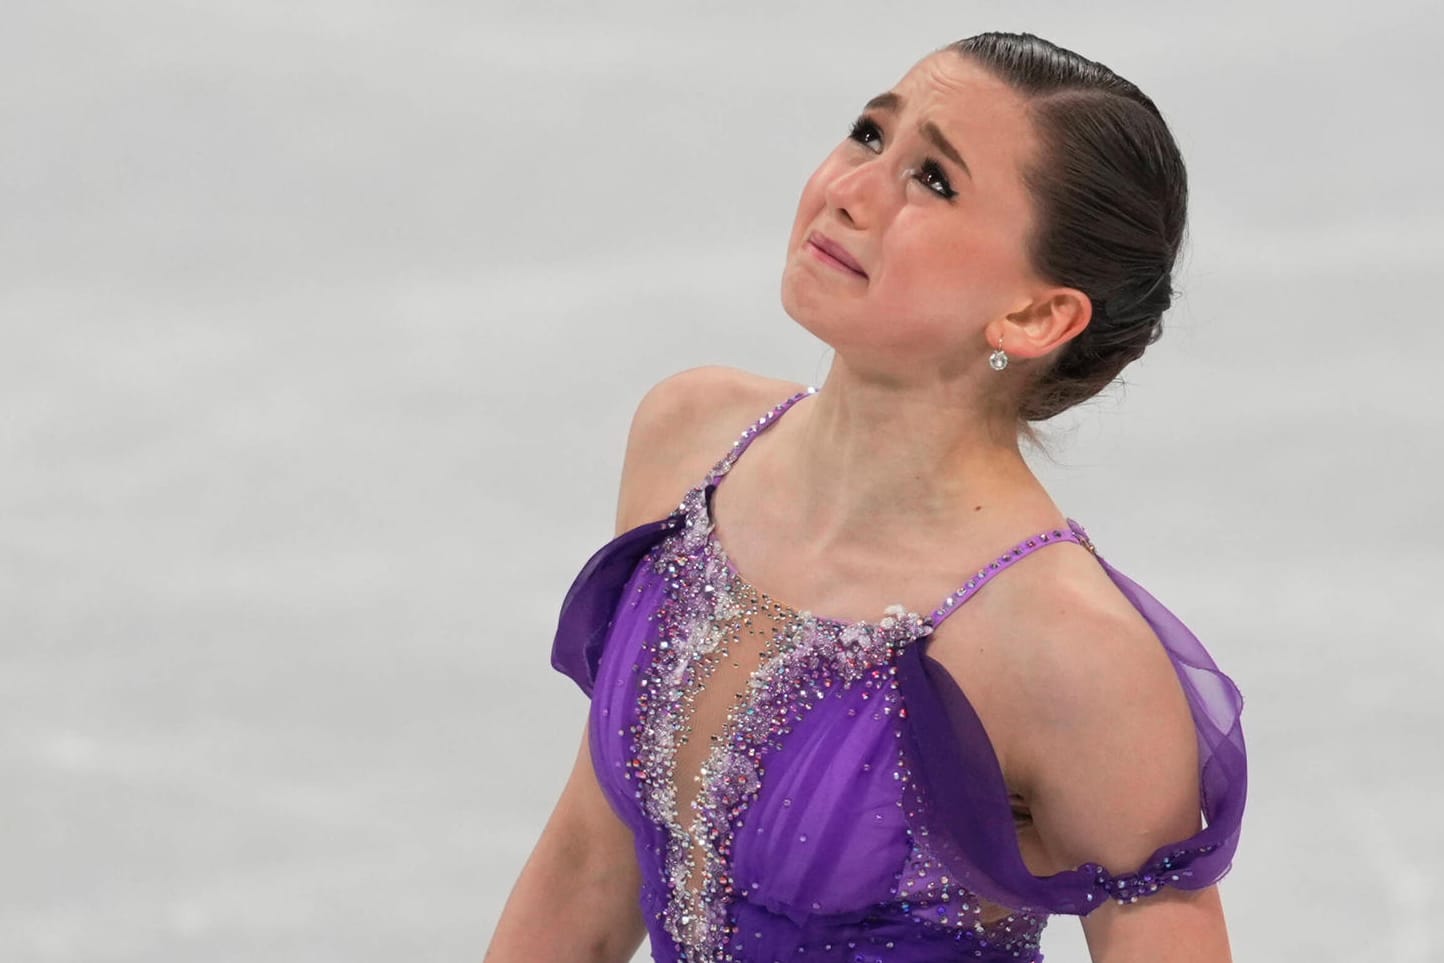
[822,155,897,229]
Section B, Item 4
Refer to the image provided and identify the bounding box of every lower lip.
[806,240,866,278]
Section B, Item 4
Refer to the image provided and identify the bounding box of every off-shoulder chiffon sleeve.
[550,514,681,697]
[894,554,1247,915]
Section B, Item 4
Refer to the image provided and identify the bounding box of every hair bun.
[950,32,1187,428]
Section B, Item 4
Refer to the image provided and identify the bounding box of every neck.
[778,355,1056,551]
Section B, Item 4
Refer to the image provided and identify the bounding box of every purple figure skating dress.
[551,386,1247,963]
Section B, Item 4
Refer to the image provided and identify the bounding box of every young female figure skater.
[488,31,1246,963]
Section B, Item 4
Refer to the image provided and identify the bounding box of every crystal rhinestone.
[610,395,1141,960]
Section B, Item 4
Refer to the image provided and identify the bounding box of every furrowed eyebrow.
[921,121,972,180]
[864,92,902,113]
[861,92,973,181]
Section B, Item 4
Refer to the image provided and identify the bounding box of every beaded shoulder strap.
[695,385,1099,631]
[704,385,818,487]
[928,519,1098,630]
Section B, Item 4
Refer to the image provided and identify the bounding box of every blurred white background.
[2,1,1441,961]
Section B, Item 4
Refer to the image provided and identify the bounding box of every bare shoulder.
[992,551,1203,872]
[925,544,1200,862]
[933,546,1182,712]
[612,366,808,534]
[1010,552,1184,730]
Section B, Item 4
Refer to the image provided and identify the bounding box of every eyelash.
[846,116,958,201]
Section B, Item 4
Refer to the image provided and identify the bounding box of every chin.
[778,277,887,359]
[778,263,845,347]
[780,271,952,368]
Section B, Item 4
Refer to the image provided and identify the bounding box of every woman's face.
[781,51,1046,370]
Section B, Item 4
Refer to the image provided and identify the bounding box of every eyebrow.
[863,92,973,180]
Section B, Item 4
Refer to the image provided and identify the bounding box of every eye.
[845,115,957,201]
[915,160,957,200]
[847,116,884,153]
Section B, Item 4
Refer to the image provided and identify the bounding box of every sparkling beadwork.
[585,386,1212,962]
[636,480,933,959]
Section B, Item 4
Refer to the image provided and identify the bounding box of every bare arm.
[1078,885,1231,963]
[488,366,786,961]
[1023,602,1233,962]
[483,726,647,963]
[929,563,1235,962]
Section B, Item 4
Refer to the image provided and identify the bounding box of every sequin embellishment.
[601,385,1221,961]
[633,475,932,960]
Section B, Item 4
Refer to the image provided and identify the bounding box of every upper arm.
[493,368,803,960]
[613,365,803,534]
[486,722,647,963]
[1077,884,1232,963]
[1019,603,1233,962]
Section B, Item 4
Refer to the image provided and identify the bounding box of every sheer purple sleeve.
[894,555,1247,915]
[550,514,681,697]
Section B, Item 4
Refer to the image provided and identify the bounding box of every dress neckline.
[698,385,1099,633]
[700,480,872,629]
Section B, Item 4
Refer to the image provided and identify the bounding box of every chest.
[588,521,931,918]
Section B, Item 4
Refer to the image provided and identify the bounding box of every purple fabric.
[550,512,681,697]
[893,563,1247,917]
[548,389,1247,962]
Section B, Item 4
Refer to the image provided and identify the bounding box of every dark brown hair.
[947,32,1187,432]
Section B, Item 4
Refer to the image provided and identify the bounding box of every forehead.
[885,52,1038,177]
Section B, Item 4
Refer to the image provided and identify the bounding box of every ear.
[996,287,1092,361]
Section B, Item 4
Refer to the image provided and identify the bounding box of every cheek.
[789,162,832,243]
[878,224,1021,321]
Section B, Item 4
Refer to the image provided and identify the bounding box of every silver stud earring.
[988,334,1009,372]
